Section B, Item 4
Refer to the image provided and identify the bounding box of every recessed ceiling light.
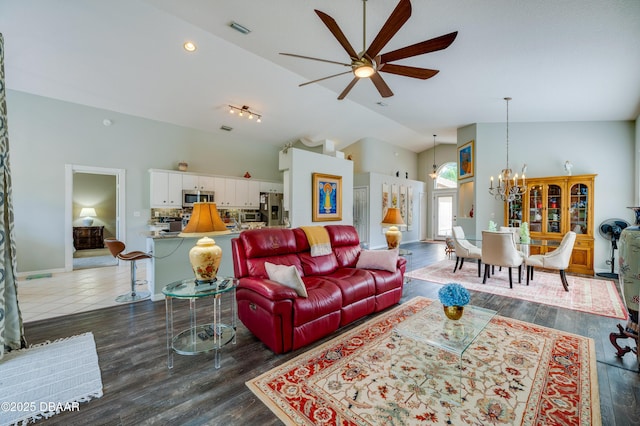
[229,21,251,34]
[183,41,197,52]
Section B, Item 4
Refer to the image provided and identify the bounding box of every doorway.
[434,190,457,240]
[64,165,126,271]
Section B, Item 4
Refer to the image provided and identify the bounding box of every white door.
[434,190,457,240]
[353,187,369,248]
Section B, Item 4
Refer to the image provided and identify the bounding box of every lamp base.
[82,218,94,226]
[385,226,402,249]
[189,236,223,283]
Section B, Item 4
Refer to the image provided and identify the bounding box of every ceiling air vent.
[220,125,233,132]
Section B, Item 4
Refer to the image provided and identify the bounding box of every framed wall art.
[312,173,342,221]
[382,182,389,219]
[457,140,475,180]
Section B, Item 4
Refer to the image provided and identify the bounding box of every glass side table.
[393,303,496,404]
[163,277,237,369]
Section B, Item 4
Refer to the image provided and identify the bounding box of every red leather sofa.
[231,225,406,354]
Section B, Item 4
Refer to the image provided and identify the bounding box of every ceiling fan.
[280,0,458,100]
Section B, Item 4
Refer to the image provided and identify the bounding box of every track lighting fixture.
[228,105,262,123]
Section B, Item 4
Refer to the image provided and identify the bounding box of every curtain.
[0,33,25,359]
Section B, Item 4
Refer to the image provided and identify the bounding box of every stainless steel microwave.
[182,190,214,207]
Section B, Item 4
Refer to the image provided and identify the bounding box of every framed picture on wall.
[312,173,342,221]
[382,182,389,220]
[458,140,475,180]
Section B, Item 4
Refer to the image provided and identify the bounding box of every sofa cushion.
[240,228,298,259]
[293,278,342,327]
[356,248,399,273]
[326,225,361,267]
[264,262,308,298]
[298,251,339,276]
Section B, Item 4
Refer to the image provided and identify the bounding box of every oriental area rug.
[407,260,627,320]
[247,297,601,425]
[0,332,103,426]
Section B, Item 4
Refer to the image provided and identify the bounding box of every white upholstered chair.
[481,230,524,288]
[525,231,576,291]
[451,226,482,277]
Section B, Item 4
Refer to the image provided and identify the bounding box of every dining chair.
[451,226,482,277]
[481,230,523,288]
[525,231,576,291]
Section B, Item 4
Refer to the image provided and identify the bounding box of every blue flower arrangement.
[438,283,470,307]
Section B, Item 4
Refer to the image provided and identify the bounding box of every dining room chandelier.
[228,105,262,123]
[489,97,525,202]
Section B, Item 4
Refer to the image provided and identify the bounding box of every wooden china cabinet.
[504,174,596,275]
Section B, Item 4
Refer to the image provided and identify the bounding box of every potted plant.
[438,283,471,320]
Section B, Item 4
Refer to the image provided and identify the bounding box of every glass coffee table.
[393,302,497,404]
[163,277,237,370]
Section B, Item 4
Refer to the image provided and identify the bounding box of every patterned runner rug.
[0,332,103,425]
[247,297,601,425]
[407,259,627,320]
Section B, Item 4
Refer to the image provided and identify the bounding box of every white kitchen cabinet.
[236,180,261,208]
[259,181,283,193]
[182,174,215,191]
[150,171,182,208]
[214,177,236,207]
[223,178,236,207]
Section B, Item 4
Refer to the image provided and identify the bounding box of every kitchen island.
[146,232,239,301]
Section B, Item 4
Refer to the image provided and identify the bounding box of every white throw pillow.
[356,249,399,273]
[264,262,308,298]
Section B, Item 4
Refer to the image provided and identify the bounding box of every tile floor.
[17,260,148,323]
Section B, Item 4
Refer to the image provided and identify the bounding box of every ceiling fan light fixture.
[354,64,375,78]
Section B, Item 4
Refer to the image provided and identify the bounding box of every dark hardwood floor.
[20,241,640,425]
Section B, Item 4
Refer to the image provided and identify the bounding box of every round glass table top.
[162,277,236,298]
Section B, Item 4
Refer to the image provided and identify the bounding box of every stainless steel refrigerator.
[260,193,283,227]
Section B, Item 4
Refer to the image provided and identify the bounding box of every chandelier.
[429,135,438,179]
[489,97,525,202]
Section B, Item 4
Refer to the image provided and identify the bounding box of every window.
[434,162,457,189]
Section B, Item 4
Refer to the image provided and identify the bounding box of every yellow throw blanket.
[300,226,332,257]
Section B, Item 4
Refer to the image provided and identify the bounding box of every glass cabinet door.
[546,184,562,234]
[528,185,543,233]
[507,198,523,227]
[569,183,589,234]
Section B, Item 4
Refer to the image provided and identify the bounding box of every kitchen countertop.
[147,231,241,239]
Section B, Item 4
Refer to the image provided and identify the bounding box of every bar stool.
[104,238,152,303]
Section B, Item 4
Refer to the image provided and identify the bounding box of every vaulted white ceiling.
[1,0,639,152]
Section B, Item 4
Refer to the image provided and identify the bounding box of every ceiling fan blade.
[299,70,353,87]
[280,52,352,67]
[379,63,439,80]
[379,31,458,63]
[365,0,412,59]
[315,10,359,59]
[338,78,359,100]
[370,73,394,98]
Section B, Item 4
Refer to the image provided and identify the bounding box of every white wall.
[342,137,418,180]
[279,148,353,228]
[8,90,281,273]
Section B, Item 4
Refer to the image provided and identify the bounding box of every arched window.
[433,162,457,189]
